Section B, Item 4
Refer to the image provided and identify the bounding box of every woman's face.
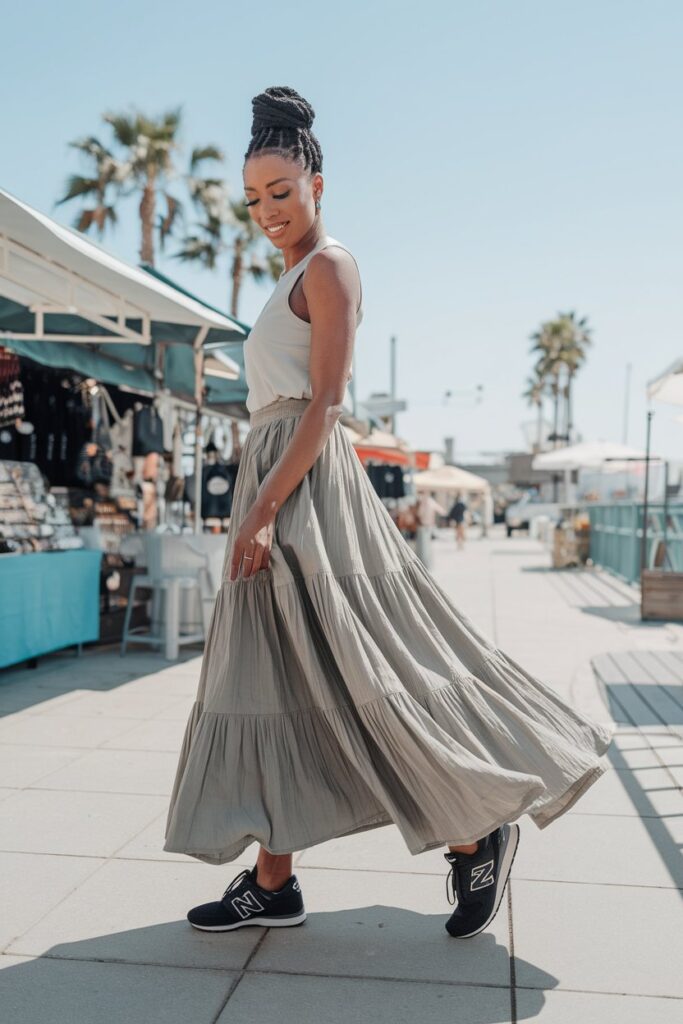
[243,152,322,248]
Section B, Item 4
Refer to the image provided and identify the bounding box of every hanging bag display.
[75,392,113,487]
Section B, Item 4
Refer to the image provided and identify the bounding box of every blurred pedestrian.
[415,490,446,569]
[448,492,467,550]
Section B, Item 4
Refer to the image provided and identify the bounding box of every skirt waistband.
[249,397,312,427]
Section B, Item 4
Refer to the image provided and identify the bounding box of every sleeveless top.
[243,234,363,414]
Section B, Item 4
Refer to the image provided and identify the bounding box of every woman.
[164,86,614,940]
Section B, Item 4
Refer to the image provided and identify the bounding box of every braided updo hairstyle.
[244,86,323,174]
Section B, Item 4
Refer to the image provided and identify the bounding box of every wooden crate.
[641,569,683,621]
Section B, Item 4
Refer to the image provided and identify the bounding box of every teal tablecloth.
[0,550,102,668]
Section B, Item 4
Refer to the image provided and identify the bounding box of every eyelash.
[245,190,290,207]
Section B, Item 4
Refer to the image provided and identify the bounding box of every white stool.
[120,534,210,660]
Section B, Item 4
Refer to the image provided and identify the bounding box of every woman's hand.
[229,500,275,580]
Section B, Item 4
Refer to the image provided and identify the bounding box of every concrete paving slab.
[0,743,85,787]
[565,765,679,817]
[515,987,683,1023]
[0,713,140,748]
[115,665,202,698]
[219,972,513,1024]
[0,852,104,950]
[655,741,683,767]
[512,878,683,998]
[0,953,237,1024]
[618,746,669,769]
[32,689,183,719]
[606,766,682,818]
[151,696,196,719]
[33,747,178,796]
[249,866,512,986]
[7,858,263,970]
[0,788,167,857]
[0,684,86,716]
[512,811,683,888]
[100,716,187,751]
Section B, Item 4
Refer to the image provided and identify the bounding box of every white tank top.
[243,234,363,414]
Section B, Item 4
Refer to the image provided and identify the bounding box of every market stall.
[0,188,250,664]
[343,424,418,534]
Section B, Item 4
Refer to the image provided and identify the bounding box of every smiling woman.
[163,85,614,943]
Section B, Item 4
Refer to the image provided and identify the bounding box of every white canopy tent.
[532,441,652,505]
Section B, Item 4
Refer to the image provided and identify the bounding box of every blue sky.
[2,0,681,458]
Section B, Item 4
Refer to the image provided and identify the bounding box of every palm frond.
[56,175,100,204]
[190,145,225,170]
[103,112,137,147]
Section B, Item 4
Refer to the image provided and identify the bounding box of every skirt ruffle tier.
[164,398,614,865]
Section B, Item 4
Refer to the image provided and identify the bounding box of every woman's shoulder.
[307,236,361,280]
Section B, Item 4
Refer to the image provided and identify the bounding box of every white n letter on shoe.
[470,859,495,891]
[231,891,265,918]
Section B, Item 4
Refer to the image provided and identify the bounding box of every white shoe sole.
[447,823,520,939]
[189,910,307,931]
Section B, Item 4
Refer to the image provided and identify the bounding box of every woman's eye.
[244,190,290,208]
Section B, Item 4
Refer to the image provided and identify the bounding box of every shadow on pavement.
[1,907,560,1024]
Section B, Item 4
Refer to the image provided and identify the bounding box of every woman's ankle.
[255,850,292,890]
[447,840,479,855]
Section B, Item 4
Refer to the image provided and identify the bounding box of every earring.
[315,198,321,209]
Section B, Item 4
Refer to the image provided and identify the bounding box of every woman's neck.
[282,222,327,273]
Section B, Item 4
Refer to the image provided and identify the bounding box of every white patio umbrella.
[532,441,647,471]
[413,464,490,494]
[532,441,652,505]
[647,358,683,406]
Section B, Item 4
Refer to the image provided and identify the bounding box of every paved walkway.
[0,526,681,1022]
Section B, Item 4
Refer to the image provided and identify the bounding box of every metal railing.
[588,502,683,584]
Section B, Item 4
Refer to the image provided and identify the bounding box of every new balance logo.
[231,891,265,919]
[470,859,495,891]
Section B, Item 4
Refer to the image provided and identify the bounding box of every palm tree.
[176,165,283,459]
[56,136,123,237]
[59,109,189,265]
[554,311,592,440]
[104,108,184,266]
[530,321,566,448]
[177,168,283,317]
[529,312,592,448]
[176,150,231,272]
[522,371,546,453]
[227,200,283,318]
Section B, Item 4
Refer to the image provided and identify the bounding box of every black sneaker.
[443,823,520,938]
[187,865,306,931]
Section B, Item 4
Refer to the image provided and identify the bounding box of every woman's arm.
[229,247,361,581]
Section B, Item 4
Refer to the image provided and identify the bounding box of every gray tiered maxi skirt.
[164,397,614,866]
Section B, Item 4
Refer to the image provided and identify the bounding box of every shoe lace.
[222,868,251,900]
[445,858,460,906]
